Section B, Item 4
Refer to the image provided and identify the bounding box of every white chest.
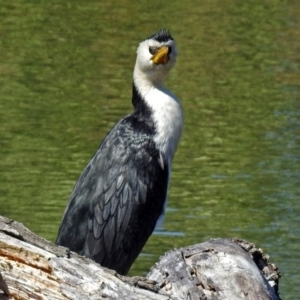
[144,88,183,162]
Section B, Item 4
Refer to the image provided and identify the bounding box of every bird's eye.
[168,46,172,54]
[149,47,158,55]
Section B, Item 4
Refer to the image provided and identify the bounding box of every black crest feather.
[147,29,173,43]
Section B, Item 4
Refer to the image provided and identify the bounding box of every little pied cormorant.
[56,29,183,275]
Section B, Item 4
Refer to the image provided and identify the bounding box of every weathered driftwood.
[0,215,281,300]
[147,238,281,300]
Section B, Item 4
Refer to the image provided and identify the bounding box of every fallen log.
[0,215,281,300]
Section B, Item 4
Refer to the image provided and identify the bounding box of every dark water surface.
[0,1,299,298]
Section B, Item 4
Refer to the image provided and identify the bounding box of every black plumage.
[56,85,168,274]
[147,29,173,43]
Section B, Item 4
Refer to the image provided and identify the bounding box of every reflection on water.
[0,1,299,298]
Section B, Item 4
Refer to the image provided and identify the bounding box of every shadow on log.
[0,215,281,300]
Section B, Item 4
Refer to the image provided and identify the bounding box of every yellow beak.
[151,46,169,65]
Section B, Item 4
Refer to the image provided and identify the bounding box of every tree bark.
[0,215,281,300]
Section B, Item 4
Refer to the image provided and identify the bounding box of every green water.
[0,0,299,298]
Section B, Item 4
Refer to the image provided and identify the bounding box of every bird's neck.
[133,65,167,90]
[132,68,183,162]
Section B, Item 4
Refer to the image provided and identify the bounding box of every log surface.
[147,238,281,300]
[0,215,281,300]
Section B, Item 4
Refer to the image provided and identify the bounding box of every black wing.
[56,116,169,274]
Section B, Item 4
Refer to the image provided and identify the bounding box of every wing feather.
[94,203,103,226]
[56,117,169,275]
[93,216,103,239]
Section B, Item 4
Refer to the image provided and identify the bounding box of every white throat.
[133,67,183,163]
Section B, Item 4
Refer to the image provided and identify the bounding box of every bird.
[56,29,183,275]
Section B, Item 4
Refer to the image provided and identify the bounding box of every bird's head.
[134,29,177,86]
